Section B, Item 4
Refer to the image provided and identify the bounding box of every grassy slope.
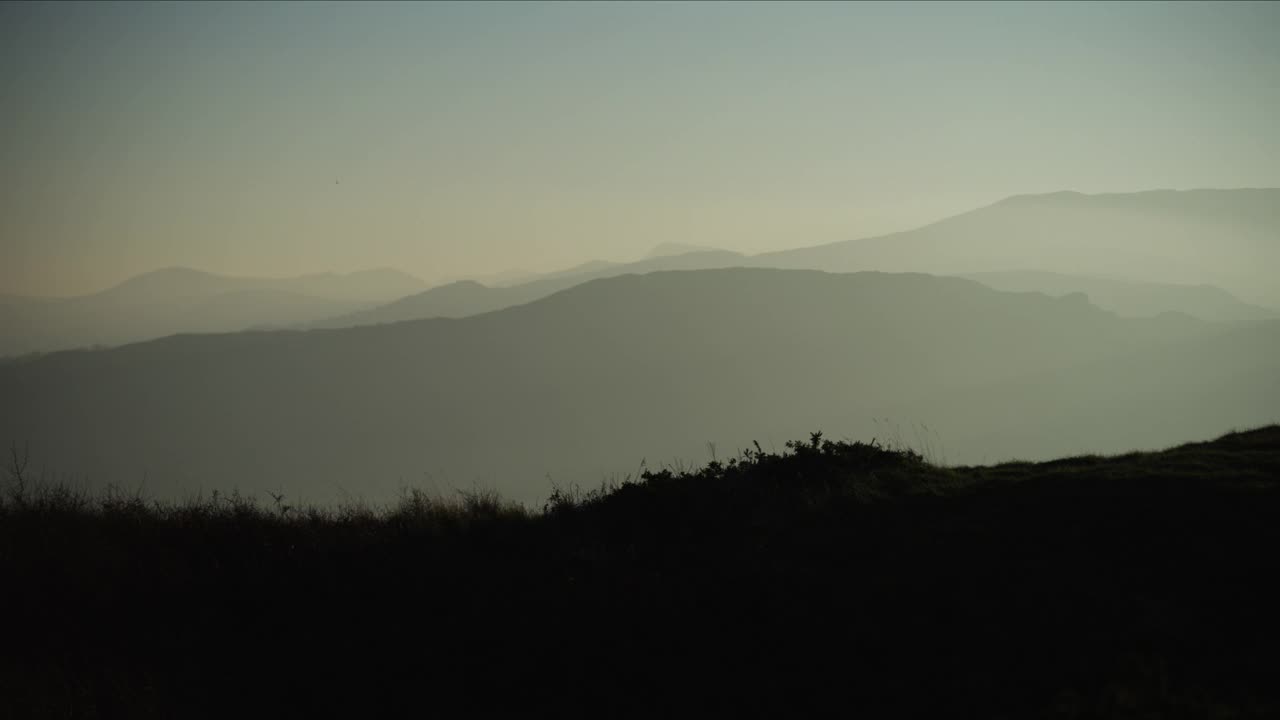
[3,426,1279,718]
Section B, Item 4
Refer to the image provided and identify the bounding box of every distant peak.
[345,267,423,281]
[994,187,1280,208]
[439,279,487,290]
[645,242,720,259]
[112,266,221,288]
[996,190,1087,206]
[140,266,214,278]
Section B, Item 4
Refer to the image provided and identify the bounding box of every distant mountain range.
[308,188,1279,331]
[3,268,1274,505]
[0,267,426,357]
[4,189,1276,357]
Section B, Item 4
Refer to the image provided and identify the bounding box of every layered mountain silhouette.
[3,268,1274,506]
[306,189,1278,332]
[309,249,747,328]
[0,267,426,357]
[5,190,1275,356]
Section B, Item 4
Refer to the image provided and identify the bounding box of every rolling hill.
[2,268,1274,506]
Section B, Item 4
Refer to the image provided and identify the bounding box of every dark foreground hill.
[3,426,1279,718]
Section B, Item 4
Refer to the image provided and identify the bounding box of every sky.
[2,1,1278,297]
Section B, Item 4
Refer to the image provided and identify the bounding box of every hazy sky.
[2,1,1278,296]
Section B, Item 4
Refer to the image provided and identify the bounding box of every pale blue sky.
[3,1,1278,295]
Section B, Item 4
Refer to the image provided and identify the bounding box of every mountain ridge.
[750,187,1280,307]
[305,188,1279,332]
[5,267,1273,507]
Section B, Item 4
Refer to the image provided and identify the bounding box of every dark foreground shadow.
[3,427,1279,718]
